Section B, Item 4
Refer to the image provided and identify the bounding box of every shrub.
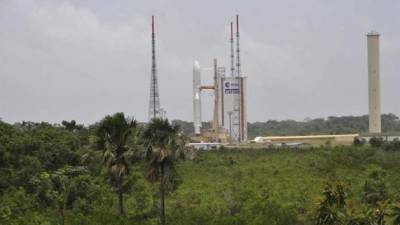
[383,138,400,151]
[369,137,384,148]
[362,167,387,206]
[353,137,366,146]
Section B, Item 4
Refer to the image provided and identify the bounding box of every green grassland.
[167,148,400,224]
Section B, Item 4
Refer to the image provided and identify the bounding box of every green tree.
[316,183,347,225]
[142,118,183,225]
[363,168,387,206]
[371,201,389,225]
[97,112,138,216]
[62,120,78,131]
[369,137,384,148]
[31,166,88,225]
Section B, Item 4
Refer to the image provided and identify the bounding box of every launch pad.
[192,15,247,144]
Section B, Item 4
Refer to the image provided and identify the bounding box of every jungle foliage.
[1,115,400,225]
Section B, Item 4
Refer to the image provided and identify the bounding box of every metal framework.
[231,14,241,143]
[148,15,161,121]
[230,22,235,77]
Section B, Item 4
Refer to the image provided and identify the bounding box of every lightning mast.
[230,22,235,77]
[230,14,241,142]
[235,14,241,77]
[148,15,161,121]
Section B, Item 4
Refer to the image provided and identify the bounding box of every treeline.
[1,114,400,225]
[172,113,400,139]
[0,113,187,225]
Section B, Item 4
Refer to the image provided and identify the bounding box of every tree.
[383,138,400,151]
[371,201,389,225]
[31,166,88,225]
[97,112,138,216]
[142,118,184,225]
[316,183,347,225]
[62,120,77,131]
[363,168,387,206]
[369,137,384,148]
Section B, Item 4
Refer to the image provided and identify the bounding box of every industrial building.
[219,76,247,142]
[253,134,359,146]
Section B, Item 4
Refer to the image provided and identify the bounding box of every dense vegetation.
[1,114,400,225]
[172,113,400,139]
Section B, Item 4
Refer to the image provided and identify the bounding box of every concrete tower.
[193,61,202,135]
[367,31,381,134]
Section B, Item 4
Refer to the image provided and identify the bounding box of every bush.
[168,199,299,225]
[243,199,299,225]
[362,167,387,206]
[383,138,400,151]
[353,137,366,146]
[369,137,384,148]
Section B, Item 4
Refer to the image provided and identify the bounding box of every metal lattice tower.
[230,22,235,77]
[235,14,241,77]
[231,14,241,143]
[148,15,161,121]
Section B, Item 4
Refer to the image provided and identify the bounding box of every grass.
[168,147,400,224]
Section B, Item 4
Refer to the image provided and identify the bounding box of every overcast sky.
[0,0,399,124]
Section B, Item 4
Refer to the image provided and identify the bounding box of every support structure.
[367,31,381,134]
[148,15,162,121]
[230,14,244,143]
[230,22,235,77]
[191,15,247,143]
[235,14,241,77]
[213,59,220,140]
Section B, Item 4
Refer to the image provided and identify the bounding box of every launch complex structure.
[147,14,385,145]
[193,15,248,143]
[147,14,247,144]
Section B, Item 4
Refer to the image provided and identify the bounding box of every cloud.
[0,0,399,124]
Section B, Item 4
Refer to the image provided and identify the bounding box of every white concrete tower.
[193,61,202,135]
[367,31,381,134]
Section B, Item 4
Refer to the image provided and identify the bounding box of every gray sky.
[0,0,399,124]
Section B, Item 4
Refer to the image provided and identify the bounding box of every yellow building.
[253,134,359,146]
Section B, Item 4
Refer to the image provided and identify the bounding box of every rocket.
[193,61,202,135]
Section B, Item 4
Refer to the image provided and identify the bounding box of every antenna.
[230,22,235,77]
[235,14,241,77]
[152,15,154,34]
[148,15,161,121]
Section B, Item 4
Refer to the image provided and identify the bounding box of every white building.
[219,75,247,142]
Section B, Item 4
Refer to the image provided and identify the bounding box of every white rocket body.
[193,61,202,135]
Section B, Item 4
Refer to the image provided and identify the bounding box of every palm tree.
[372,200,389,225]
[97,112,138,216]
[142,118,183,225]
[316,183,348,225]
